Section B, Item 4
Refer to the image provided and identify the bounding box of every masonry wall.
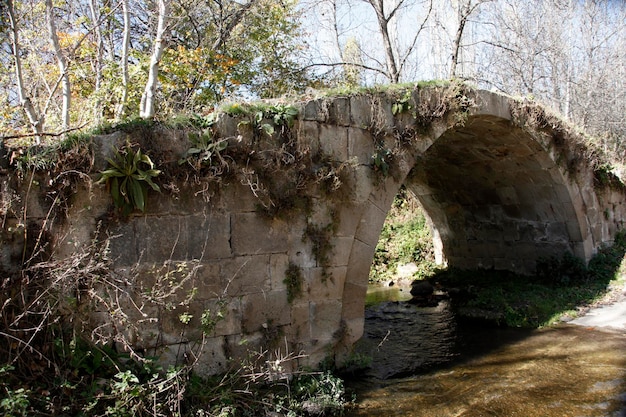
[2,86,625,375]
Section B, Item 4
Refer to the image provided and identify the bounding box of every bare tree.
[449,0,490,78]
[89,0,104,124]
[116,0,131,120]
[140,0,169,119]
[45,0,71,134]
[7,0,43,142]
[362,0,433,83]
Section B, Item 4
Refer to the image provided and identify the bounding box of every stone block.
[334,203,364,237]
[329,97,351,126]
[187,212,231,260]
[289,240,316,269]
[496,186,519,205]
[192,336,229,376]
[348,127,375,165]
[302,99,327,122]
[288,301,311,341]
[354,202,387,247]
[368,175,402,211]
[196,262,224,298]
[339,317,365,347]
[473,90,512,120]
[309,300,342,342]
[218,182,262,213]
[207,297,242,337]
[231,213,290,255]
[108,221,138,266]
[270,253,289,291]
[215,113,240,138]
[546,221,569,243]
[224,332,265,364]
[135,215,189,262]
[160,300,206,343]
[297,121,320,155]
[221,254,271,296]
[350,95,372,128]
[319,125,348,161]
[241,290,291,333]
[306,266,347,301]
[340,282,367,320]
[345,238,375,286]
[329,237,353,267]
[346,165,375,204]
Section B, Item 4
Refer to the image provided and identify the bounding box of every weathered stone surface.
[306,266,347,301]
[231,213,290,255]
[241,290,291,333]
[319,125,348,160]
[187,212,231,260]
[4,87,626,377]
[221,254,271,296]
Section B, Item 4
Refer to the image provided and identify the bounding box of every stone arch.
[337,89,603,353]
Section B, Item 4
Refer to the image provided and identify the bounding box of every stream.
[344,285,626,416]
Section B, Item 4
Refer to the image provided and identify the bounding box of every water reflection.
[347,286,626,416]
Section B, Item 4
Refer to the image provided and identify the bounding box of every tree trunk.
[371,0,400,83]
[140,0,169,119]
[7,0,43,142]
[450,12,467,78]
[45,0,71,134]
[89,0,104,124]
[116,0,131,121]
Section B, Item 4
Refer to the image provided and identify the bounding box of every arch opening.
[338,112,592,354]
[405,114,586,274]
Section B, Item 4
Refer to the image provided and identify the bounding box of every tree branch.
[2,124,89,141]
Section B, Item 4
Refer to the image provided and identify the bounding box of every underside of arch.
[405,114,588,274]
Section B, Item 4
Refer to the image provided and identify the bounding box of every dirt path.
[570,284,626,331]
[571,300,626,330]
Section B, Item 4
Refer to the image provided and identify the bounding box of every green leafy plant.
[391,90,412,115]
[97,143,161,215]
[0,387,30,417]
[201,300,227,335]
[179,130,228,168]
[267,104,299,128]
[371,145,393,177]
[284,262,304,303]
[234,103,299,137]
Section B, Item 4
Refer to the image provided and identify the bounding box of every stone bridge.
[2,84,625,375]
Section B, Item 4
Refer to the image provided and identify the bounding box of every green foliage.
[391,90,412,115]
[371,191,437,283]
[593,163,625,190]
[201,300,227,335]
[370,145,393,178]
[1,386,30,417]
[536,251,588,286]
[97,143,161,216]
[10,146,58,173]
[434,231,626,328]
[333,352,372,377]
[231,103,299,137]
[289,371,347,415]
[284,262,304,303]
[304,222,335,269]
[178,129,228,169]
[266,104,299,128]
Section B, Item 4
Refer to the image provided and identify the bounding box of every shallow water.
[345,286,626,416]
